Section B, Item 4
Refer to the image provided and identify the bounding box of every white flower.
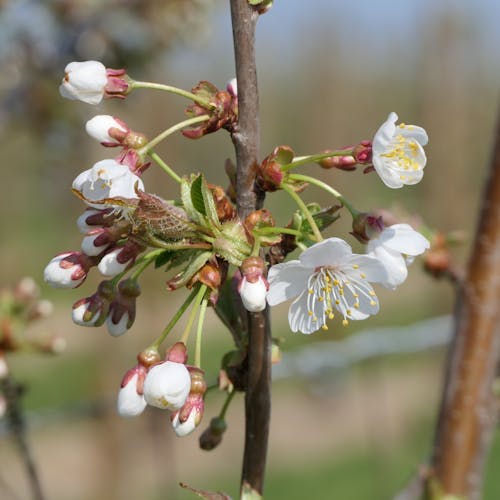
[266,238,388,334]
[239,276,268,312]
[43,252,89,289]
[172,408,200,437]
[372,112,428,188]
[72,159,143,209]
[367,223,430,289]
[143,361,191,411]
[117,372,147,418]
[59,61,108,105]
[85,115,128,145]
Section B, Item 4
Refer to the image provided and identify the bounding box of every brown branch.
[1,377,45,500]
[429,110,500,498]
[229,1,271,496]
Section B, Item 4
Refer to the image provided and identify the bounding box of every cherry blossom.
[267,238,388,334]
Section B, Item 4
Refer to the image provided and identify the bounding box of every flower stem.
[288,173,360,217]
[256,226,302,237]
[194,293,209,368]
[147,152,181,184]
[281,182,323,242]
[180,284,207,345]
[149,287,200,350]
[281,149,353,172]
[110,249,164,286]
[219,387,236,420]
[130,81,215,109]
[138,115,210,156]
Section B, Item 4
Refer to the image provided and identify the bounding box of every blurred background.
[1,0,499,498]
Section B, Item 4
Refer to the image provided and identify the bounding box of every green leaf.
[167,250,212,289]
[181,176,202,224]
[200,175,221,229]
[191,175,206,216]
[154,250,175,268]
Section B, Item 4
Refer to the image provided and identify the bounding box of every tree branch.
[430,109,500,499]
[229,1,271,496]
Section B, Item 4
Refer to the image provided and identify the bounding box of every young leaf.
[190,175,207,216]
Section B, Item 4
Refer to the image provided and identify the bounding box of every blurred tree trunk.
[429,109,500,499]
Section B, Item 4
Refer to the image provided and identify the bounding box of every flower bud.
[239,257,268,312]
[104,68,129,99]
[76,208,116,234]
[117,365,147,418]
[143,360,191,411]
[26,299,54,322]
[13,277,39,303]
[85,115,130,146]
[106,279,140,336]
[98,241,145,278]
[59,61,108,104]
[208,184,236,222]
[258,145,294,191]
[81,227,118,256]
[318,151,357,171]
[226,78,237,97]
[171,367,206,437]
[350,213,384,244]
[44,252,92,289]
[199,417,227,451]
[72,280,115,327]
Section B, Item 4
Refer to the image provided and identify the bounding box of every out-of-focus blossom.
[367,223,430,289]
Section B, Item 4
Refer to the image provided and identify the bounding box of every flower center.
[380,128,421,175]
[306,266,378,329]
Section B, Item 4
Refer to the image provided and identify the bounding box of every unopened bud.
[199,417,227,451]
[318,150,357,171]
[351,213,384,244]
[137,348,161,368]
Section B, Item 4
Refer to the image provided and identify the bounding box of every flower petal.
[267,261,310,306]
[372,224,430,256]
[368,246,408,289]
[299,237,353,269]
[288,289,324,334]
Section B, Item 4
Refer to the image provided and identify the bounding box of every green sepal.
[167,250,212,289]
[214,221,251,266]
[181,175,203,225]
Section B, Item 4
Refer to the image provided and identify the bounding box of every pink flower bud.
[76,208,116,234]
[85,115,130,146]
[351,213,384,244]
[353,140,372,164]
[44,252,92,289]
[171,367,206,436]
[115,149,150,175]
[98,241,145,278]
[226,78,237,97]
[72,280,115,327]
[106,279,140,336]
[143,361,191,411]
[117,365,147,418]
[81,227,117,256]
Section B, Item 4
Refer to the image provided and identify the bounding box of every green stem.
[288,173,360,217]
[149,287,200,350]
[281,148,353,172]
[148,152,182,184]
[138,115,210,156]
[281,183,323,242]
[194,294,209,368]
[219,387,236,420]
[130,81,215,109]
[256,226,302,237]
[180,284,207,345]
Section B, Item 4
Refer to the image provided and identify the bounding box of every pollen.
[328,312,334,319]
[352,264,359,269]
[360,273,366,279]
[370,300,376,306]
[342,319,349,327]
[322,324,329,331]
[308,311,313,316]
